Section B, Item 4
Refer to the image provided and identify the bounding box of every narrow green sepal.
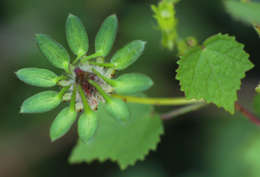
[105,97,130,121]
[95,14,118,57]
[78,112,98,143]
[114,73,153,94]
[92,68,116,86]
[88,80,110,101]
[66,14,89,56]
[35,34,70,71]
[16,67,58,87]
[110,40,146,70]
[20,91,61,113]
[50,107,77,142]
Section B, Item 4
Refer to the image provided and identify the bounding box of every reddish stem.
[235,102,260,126]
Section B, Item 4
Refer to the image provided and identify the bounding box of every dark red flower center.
[74,67,97,96]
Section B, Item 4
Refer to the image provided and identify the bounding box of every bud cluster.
[16,14,153,142]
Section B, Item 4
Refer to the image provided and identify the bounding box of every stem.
[80,52,102,63]
[57,85,71,99]
[160,103,208,120]
[111,94,202,106]
[78,85,91,112]
[56,75,67,83]
[88,80,110,101]
[92,68,116,86]
[88,62,115,68]
[235,102,260,126]
[70,85,77,111]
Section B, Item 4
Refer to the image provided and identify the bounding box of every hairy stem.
[235,102,260,126]
[160,102,208,120]
[112,94,202,106]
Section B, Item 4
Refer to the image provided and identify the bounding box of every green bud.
[50,107,77,142]
[253,24,260,38]
[35,34,70,71]
[95,14,118,57]
[113,73,153,94]
[253,94,260,115]
[78,112,98,143]
[256,84,260,93]
[20,91,61,113]
[66,14,89,56]
[111,40,146,70]
[151,0,178,50]
[16,67,58,87]
[105,98,130,121]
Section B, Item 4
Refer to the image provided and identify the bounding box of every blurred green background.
[1,0,260,177]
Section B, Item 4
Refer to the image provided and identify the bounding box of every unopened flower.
[16,14,153,142]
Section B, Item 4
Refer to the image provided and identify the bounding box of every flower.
[16,14,153,142]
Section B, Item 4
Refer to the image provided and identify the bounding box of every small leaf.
[224,0,260,25]
[66,14,89,56]
[20,91,61,113]
[16,67,58,87]
[176,33,254,113]
[111,40,146,70]
[50,107,77,142]
[114,73,153,94]
[95,14,118,57]
[78,112,98,143]
[36,34,70,71]
[69,100,163,170]
[105,98,130,121]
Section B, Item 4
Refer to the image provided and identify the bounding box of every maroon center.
[74,68,97,96]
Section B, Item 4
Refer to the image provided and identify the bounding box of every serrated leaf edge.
[176,33,254,114]
[68,114,164,170]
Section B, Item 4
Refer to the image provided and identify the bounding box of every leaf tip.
[35,33,45,39]
[67,13,78,21]
[14,70,20,77]
[20,106,25,113]
[109,14,118,20]
[50,136,58,143]
[68,13,75,17]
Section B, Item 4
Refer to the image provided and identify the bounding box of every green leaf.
[69,101,163,169]
[16,67,58,87]
[95,14,118,57]
[50,107,77,142]
[224,0,260,25]
[176,33,254,114]
[114,73,153,94]
[111,40,146,70]
[36,34,70,71]
[105,97,130,121]
[20,91,61,113]
[78,111,98,143]
[66,14,89,56]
